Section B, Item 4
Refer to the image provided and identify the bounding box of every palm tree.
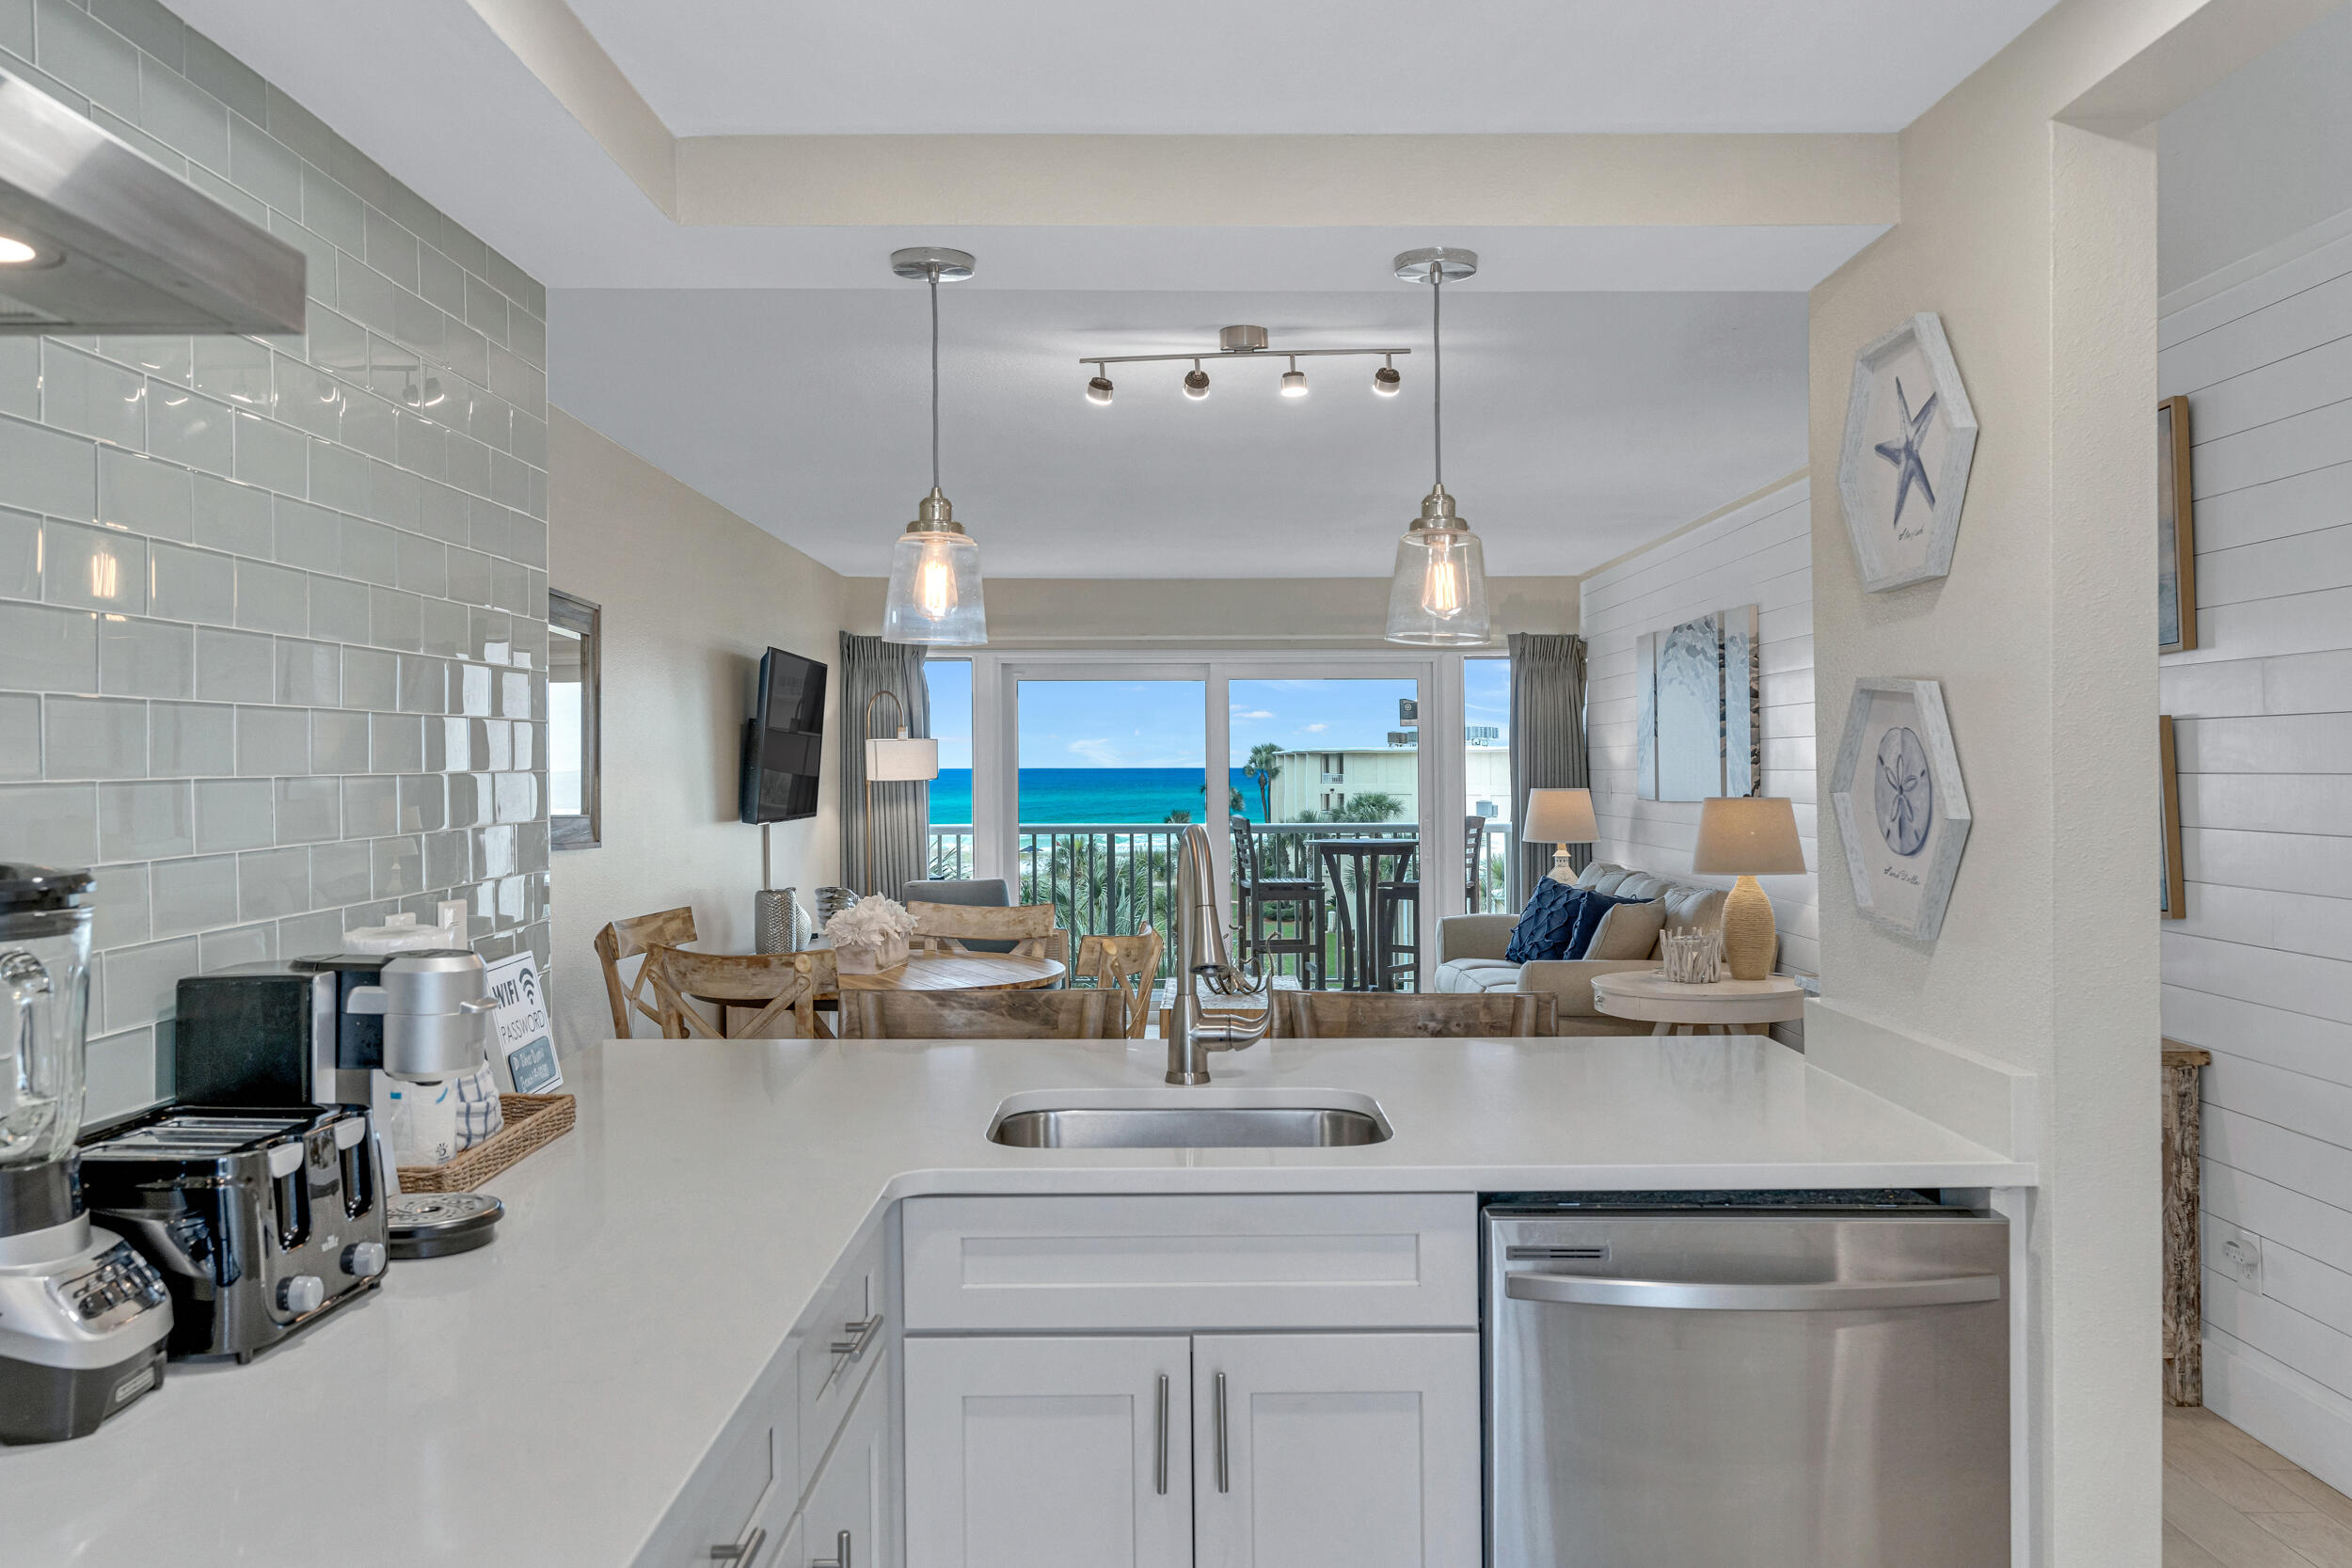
[1243,743,1284,820]
[1337,792,1405,823]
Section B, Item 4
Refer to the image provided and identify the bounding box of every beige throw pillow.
[1586,896,1669,961]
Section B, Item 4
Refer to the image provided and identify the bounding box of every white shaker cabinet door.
[800,1358,892,1568]
[905,1335,1193,1568]
[1192,1332,1482,1568]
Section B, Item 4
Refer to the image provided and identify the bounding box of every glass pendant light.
[1385,247,1490,645]
[882,246,987,645]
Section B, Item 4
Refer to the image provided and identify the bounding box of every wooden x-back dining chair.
[640,946,836,1039]
[593,906,697,1037]
[1273,990,1555,1038]
[1074,928,1163,1040]
[908,901,1069,974]
[841,989,1128,1040]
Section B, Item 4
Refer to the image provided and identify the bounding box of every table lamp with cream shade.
[861,690,940,895]
[1691,797,1807,981]
[1522,788,1598,880]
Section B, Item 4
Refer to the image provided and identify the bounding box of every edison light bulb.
[1421,541,1464,619]
[917,552,956,619]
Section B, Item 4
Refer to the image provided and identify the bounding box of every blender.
[0,864,171,1443]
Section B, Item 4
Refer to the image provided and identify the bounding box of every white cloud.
[1303,722,1328,734]
[1232,708,1276,720]
[1068,737,1124,766]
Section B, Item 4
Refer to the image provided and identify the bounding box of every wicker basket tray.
[397,1093,575,1195]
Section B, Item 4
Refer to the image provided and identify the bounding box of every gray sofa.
[1433,862,1729,1036]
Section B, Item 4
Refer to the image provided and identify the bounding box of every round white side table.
[1590,972,1807,1037]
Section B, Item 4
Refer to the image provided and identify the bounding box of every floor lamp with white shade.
[862,690,940,897]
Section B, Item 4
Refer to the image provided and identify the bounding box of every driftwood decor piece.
[2164,1040,2212,1405]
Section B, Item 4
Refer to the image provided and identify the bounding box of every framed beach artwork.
[2160,716,2186,920]
[2159,395,2198,654]
[1837,312,1979,593]
[1633,606,1760,802]
[1830,678,1972,942]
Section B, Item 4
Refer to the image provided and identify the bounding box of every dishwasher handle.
[1505,1271,2001,1311]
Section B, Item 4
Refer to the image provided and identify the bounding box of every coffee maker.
[0,865,172,1444]
[75,950,498,1362]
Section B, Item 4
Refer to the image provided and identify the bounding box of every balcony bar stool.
[1232,816,1325,990]
[1462,815,1487,914]
[1375,847,1420,992]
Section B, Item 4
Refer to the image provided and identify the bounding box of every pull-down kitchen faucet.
[1167,824,1272,1085]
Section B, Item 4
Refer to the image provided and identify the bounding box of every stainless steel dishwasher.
[1485,1195,2009,1567]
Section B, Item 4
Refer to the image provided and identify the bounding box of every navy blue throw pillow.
[1565,891,1654,959]
[1506,879,1583,963]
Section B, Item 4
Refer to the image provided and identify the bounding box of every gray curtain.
[839,633,930,898]
[1506,632,1590,911]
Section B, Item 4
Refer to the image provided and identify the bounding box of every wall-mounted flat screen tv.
[739,647,826,824]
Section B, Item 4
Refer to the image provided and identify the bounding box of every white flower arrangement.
[824,895,914,947]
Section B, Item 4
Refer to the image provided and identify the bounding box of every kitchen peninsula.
[2,1035,2034,1566]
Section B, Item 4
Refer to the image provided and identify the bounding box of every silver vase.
[755,888,812,953]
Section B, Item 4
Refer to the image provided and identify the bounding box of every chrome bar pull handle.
[1214,1370,1229,1494]
[707,1525,765,1563]
[1504,1272,2002,1312]
[1154,1371,1170,1496]
[810,1528,850,1568]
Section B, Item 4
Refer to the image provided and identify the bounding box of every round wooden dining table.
[694,951,1064,1036]
[826,953,1065,994]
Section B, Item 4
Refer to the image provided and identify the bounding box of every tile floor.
[2168,1404,2352,1566]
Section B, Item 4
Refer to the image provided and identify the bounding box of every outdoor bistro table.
[1310,836,1419,991]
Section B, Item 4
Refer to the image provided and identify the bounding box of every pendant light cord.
[929,269,941,491]
[1431,268,1444,488]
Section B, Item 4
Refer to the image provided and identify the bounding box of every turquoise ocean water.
[930,768,1267,826]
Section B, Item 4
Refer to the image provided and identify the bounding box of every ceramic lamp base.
[1721,874,1777,981]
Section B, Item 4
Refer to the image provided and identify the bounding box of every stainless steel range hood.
[0,68,304,335]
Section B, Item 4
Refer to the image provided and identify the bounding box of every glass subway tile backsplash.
[0,2,550,1122]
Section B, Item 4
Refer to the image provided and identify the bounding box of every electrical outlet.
[2216,1227,2265,1292]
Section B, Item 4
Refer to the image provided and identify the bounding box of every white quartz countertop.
[0,1033,2030,1566]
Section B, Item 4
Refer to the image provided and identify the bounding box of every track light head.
[1373,361,1402,396]
[1280,360,1308,399]
[1183,365,1211,400]
[1086,373,1114,405]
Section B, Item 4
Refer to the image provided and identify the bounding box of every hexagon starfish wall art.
[1837,312,1979,593]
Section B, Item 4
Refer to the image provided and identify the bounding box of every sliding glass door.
[1009,672,1207,972]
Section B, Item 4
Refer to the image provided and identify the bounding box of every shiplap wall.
[1581,478,1817,1029]
[2159,224,2352,1492]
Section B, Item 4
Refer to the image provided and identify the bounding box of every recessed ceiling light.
[0,235,39,264]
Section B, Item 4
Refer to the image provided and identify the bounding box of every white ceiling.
[565,0,2062,136]
[548,288,1808,579]
[160,0,2031,583]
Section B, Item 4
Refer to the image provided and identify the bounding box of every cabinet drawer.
[635,1346,794,1567]
[903,1194,1477,1332]
[797,1220,887,1497]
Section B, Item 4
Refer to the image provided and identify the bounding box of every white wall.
[2158,1,2352,296]
[2158,16,2352,1495]
[1581,476,1818,994]
[545,411,848,1051]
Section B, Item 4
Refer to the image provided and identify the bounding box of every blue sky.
[920,659,1511,771]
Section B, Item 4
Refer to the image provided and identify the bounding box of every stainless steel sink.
[987,1093,1392,1149]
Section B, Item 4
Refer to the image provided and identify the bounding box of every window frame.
[548,588,602,851]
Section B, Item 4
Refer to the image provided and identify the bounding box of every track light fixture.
[1075,324,1408,404]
